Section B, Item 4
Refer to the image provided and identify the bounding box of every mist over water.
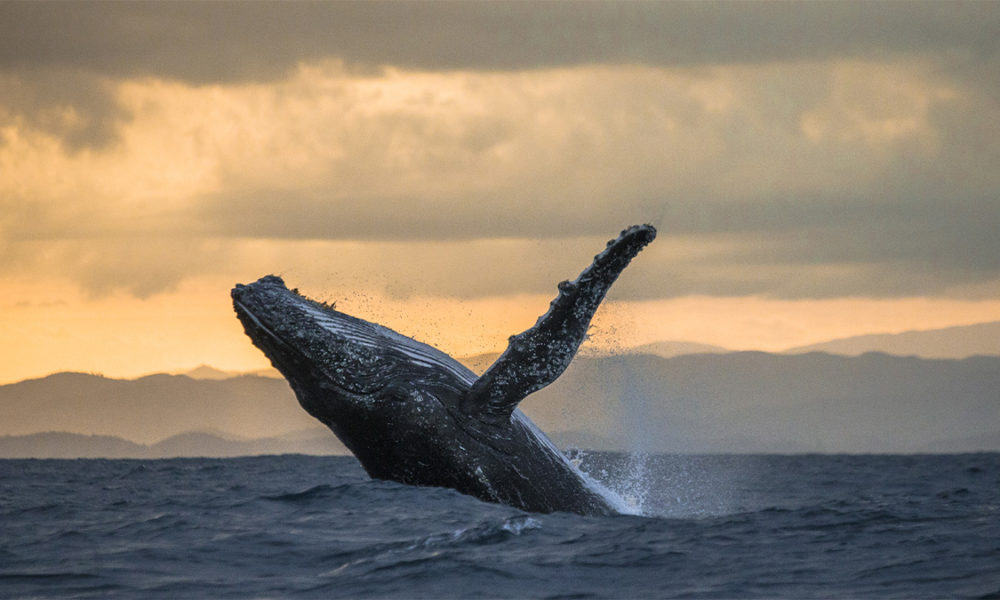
[568,356,748,519]
[615,362,657,514]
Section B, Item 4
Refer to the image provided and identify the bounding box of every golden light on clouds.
[2,3,1000,383]
[799,59,956,151]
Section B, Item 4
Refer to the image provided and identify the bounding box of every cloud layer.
[2,3,999,301]
[4,2,997,76]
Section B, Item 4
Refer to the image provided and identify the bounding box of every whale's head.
[231,275,477,470]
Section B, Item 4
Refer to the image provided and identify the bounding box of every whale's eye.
[379,381,415,403]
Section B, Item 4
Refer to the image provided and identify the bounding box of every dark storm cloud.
[0,69,123,150]
[2,1,997,80]
[3,1,999,301]
[2,1,997,150]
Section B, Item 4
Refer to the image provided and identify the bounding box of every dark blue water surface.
[2,453,998,599]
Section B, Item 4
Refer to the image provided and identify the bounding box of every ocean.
[2,453,998,599]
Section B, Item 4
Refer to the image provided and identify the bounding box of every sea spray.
[615,450,652,514]
[564,354,739,518]
[613,356,659,516]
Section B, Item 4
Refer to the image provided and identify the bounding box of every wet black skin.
[232,225,656,515]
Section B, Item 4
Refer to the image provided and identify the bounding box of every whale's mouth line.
[233,299,287,352]
[233,298,328,384]
[234,296,394,398]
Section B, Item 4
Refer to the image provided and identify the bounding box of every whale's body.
[232,225,656,515]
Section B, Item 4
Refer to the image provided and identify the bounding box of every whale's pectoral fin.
[462,224,657,423]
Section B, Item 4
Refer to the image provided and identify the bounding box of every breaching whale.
[232,224,656,515]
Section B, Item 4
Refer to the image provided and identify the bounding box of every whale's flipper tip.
[464,224,657,422]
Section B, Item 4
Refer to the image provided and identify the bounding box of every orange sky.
[3,275,1000,385]
[2,3,999,384]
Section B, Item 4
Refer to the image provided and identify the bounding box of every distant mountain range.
[0,429,601,460]
[0,429,346,459]
[522,352,1000,454]
[454,342,729,376]
[625,340,729,358]
[2,350,998,457]
[468,321,1000,362]
[783,321,1000,359]
[178,365,281,380]
[0,372,313,443]
[178,321,999,379]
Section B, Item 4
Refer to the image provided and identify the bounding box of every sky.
[2,1,1000,384]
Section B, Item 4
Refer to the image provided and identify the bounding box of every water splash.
[614,451,652,515]
[575,451,750,518]
[566,448,647,516]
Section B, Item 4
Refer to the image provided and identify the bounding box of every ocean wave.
[3,454,998,599]
[263,483,338,503]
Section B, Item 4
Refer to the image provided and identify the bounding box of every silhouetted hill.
[0,429,347,459]
[522,352,1000,453]
[0,372,315,443]
[785,321,1000,358]
[627,340,729,358]
[3,352,998,456]
[0,432,147,459]
[458,339,729,373]
[180,365,241,380]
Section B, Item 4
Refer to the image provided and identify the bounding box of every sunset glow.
[2,3,999,384]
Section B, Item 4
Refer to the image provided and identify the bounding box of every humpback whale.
[232,224,656,515]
